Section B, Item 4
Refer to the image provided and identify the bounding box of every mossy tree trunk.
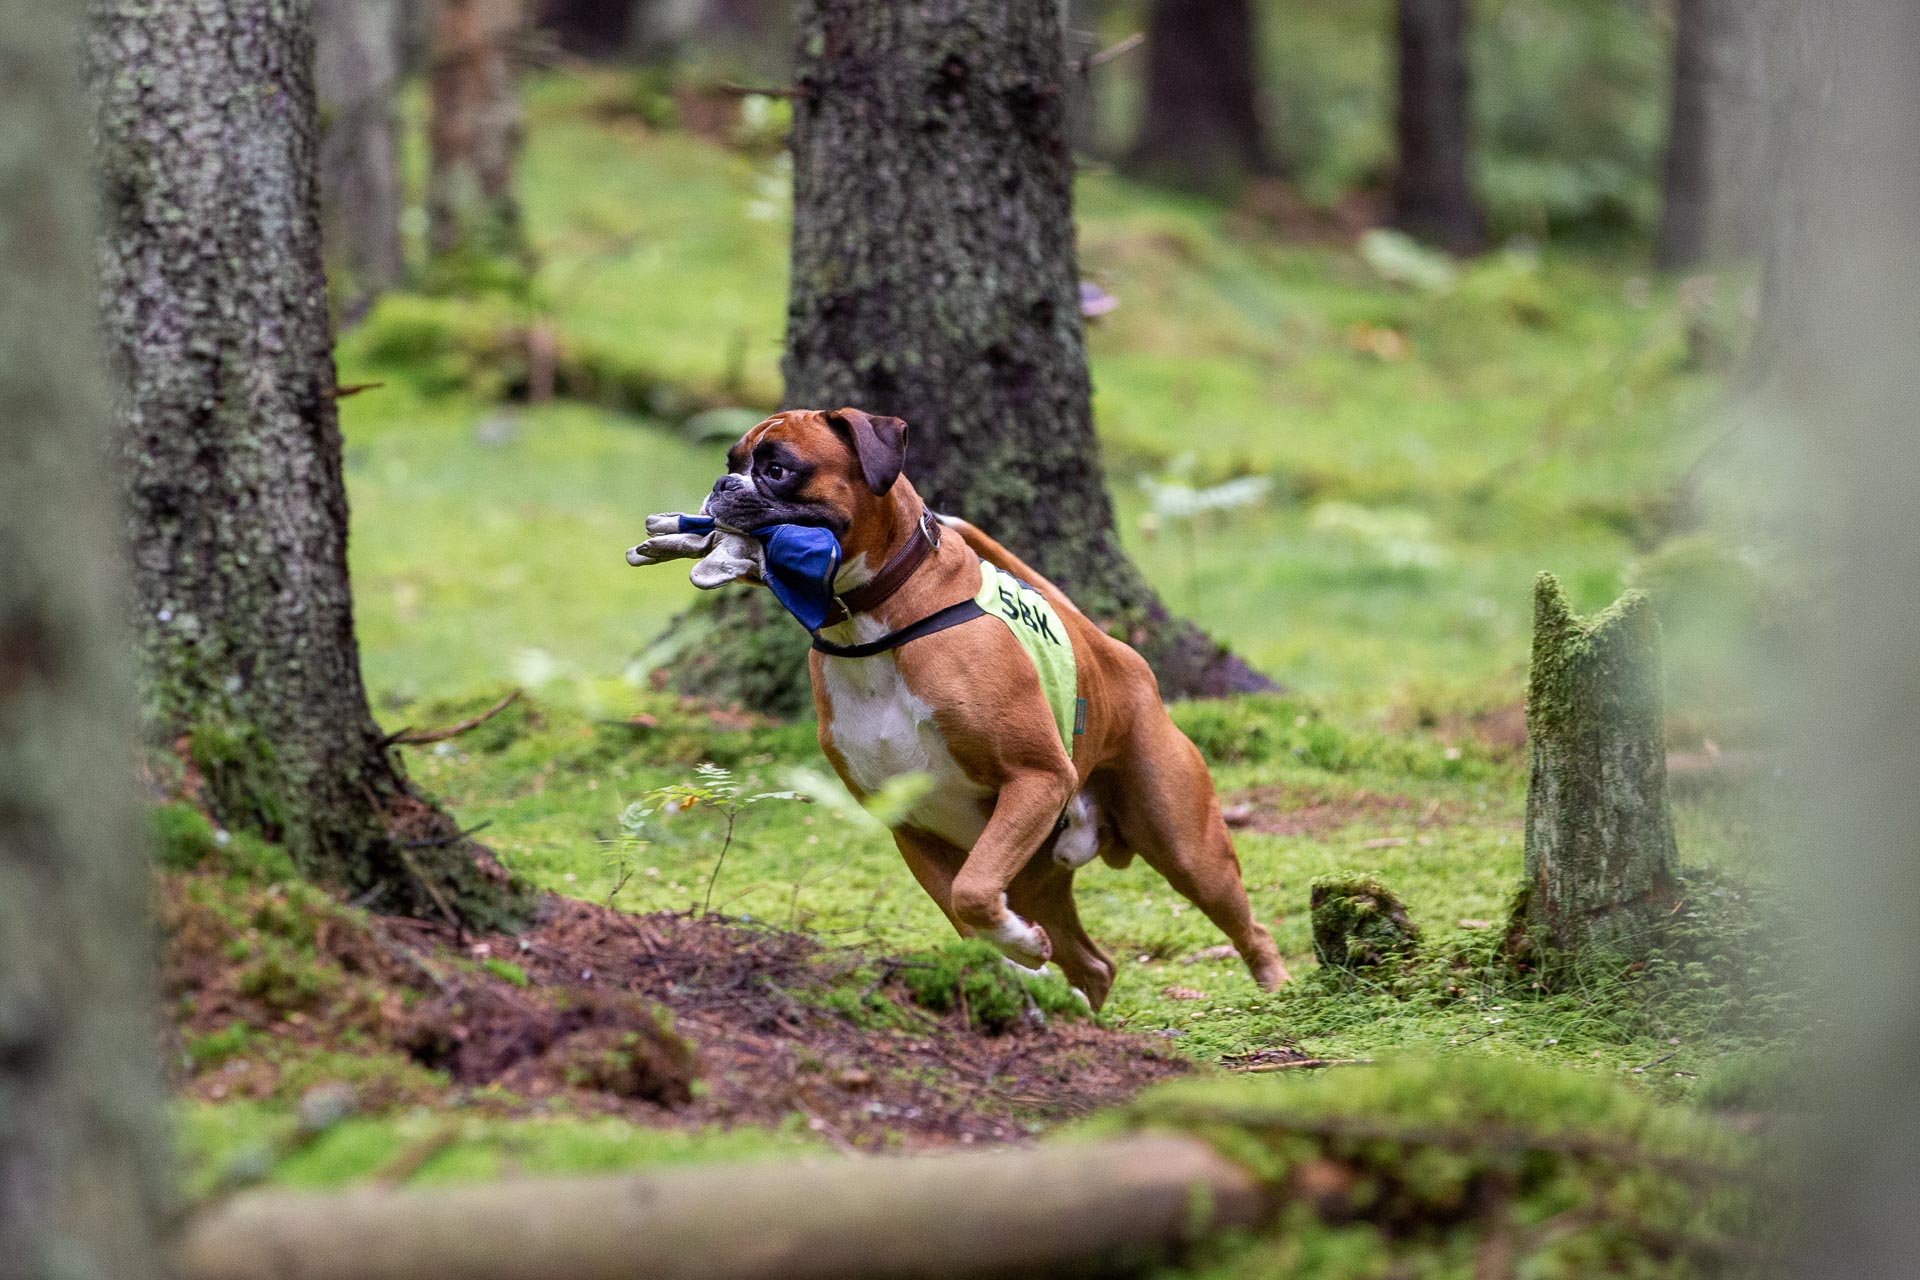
[428,0,526,261]
[1124,0,1273,195]
[1516,574,1679,961]
[1,2,169,1271]
[664,0,1274,714]
[88,0,527,928]
[317,0,408,318]
[1390,0,1486,255]
[1655,0,1716,272]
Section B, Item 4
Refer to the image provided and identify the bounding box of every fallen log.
[176,1133,1266,1280]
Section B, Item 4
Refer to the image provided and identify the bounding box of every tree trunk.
[1514,574,1678,962]
[1123,0,1271,194]
[664,0,1273,714]
[1,3,170,1274]
[89,0,529,929]
[1656,0,1715,271]
[317,0,408,318]
[428,0,527,261]
[1390,0,1486,255]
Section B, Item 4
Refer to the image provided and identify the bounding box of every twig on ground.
[715,81,803,99]
[397,846,467,946]
[1083,32,1143,70]
[385,689,523,747]
[1228,1057,1376,1074]
[402,820,493,851]
[790,1094,862,1156]
[374,1124,463,1188]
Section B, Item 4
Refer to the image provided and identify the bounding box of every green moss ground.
[179,69,1792,1200]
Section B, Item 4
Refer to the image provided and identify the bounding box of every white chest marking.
[821,635,990,849]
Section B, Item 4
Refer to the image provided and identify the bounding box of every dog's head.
[703,407,911,564]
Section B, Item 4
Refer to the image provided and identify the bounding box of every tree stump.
[1514,574,1679,962]
[1311,874,1421,976]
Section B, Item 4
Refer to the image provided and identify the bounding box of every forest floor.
[172,70,1802,1213]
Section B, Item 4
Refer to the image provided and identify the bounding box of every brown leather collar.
[821,510,940,629]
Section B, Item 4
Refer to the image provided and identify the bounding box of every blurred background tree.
[1390,0,1486,253]
[318,0,409,319]
[1123,0,1276,196]
[429,0,529,264]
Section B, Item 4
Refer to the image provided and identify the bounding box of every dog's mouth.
[704,477,848,538]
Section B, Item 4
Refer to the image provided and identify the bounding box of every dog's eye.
[762,463,788,483]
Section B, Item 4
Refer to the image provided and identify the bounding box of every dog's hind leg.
[1109,731,1291,990]
[1009,860,1116,1010]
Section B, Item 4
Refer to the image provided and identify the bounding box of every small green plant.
[615,763,810,915]
[1138,452,1273,624]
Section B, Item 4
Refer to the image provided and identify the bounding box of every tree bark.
[1514,574,1678,962]
[1390,0,1486,255]
[1123,0,1272,194]
[665,0,1273,714]
[88,0,528,928]
[317,0,408,318]
[0,2,170,1274]
[1656,0,1715,271]
[428,0,527,261]
[178,1134,1263,1280]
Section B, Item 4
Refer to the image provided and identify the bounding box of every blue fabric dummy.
[667,515,844,632]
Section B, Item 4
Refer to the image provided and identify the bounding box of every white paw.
[984,913,1052,967]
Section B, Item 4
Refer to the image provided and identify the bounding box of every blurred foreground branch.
[176,1134,1262,1280]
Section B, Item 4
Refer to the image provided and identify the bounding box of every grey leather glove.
[625,513,765,589]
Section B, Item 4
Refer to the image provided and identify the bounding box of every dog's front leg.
[950,768,1075,968]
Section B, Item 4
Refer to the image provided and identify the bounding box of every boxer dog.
[629,408,1288,1008]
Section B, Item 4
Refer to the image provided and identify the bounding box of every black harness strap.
[809,599,988,659]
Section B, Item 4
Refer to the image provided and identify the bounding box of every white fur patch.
[1052,790,1100,869]
[820,618,991,849]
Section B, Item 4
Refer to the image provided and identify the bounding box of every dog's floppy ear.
[828,407,908,495]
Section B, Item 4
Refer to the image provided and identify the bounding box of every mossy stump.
[1513,574,1679,963]
[1311,874,1421,977]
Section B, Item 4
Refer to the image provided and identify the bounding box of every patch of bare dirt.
[1222,783,1457,839]
[162,880,1188,1151]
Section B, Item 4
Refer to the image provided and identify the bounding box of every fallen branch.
[176,1134,1265,1280]
[385,689,523,747]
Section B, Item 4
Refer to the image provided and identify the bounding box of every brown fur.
[723,410,1289,1008]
